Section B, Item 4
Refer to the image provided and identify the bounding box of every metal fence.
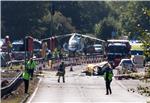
[49,55,104,70]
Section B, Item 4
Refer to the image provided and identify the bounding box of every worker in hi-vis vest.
[22,61,30,94]
[57,62,66,83]
[104,63,113,95]
[28,57,36,80]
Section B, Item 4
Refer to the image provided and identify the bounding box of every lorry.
[130,41,145,68]
[106,40,131,68]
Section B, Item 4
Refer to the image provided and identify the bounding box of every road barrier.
[50,55,104,70]
[6,58,43,69]
[1,72,23,97]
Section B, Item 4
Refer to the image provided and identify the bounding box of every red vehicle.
[106,40,131,68]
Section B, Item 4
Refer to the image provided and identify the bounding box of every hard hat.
[33,56,36,59]
[5,35,9,38]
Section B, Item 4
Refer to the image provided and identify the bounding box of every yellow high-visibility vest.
[104,71,113,81]
[22,71,30,80]
[27,60,36,69]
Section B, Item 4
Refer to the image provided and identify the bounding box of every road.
[27,65,147,103]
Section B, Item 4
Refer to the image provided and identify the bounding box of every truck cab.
[106,40,131,69]
[12,40,25,60]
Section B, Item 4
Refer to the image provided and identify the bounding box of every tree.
[1,1,76,40]
[2,1,150,41]
[94,16,122,40]
[55,1,111,33]
[1,1,50,40]
[53,12,76,35]
[106,1,150,40]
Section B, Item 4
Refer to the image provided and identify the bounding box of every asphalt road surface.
[27,65,147,103]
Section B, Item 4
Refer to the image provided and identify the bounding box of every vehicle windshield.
[73,35,81,40]
[12,44,24,51]
[94,45,102,48]
[121,60,133,65]
[131,50,144,55]
[108,45,127,54]
[33,42,41,49]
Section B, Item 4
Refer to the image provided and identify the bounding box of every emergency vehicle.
[106,40,131,68]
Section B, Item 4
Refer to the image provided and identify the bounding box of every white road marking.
[27,78,42,103]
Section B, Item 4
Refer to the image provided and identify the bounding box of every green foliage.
[94,16,122,40]
[1,1,50,39]
[94,23,101,36]
[106,1,150,39]
[138,31,150,58]
[1,1,150,42]
[53,12,76,35]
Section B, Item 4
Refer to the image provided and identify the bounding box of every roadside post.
[25,37,27,69]
[24,36,34,68]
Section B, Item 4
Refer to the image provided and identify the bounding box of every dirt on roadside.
[1,77,39,103]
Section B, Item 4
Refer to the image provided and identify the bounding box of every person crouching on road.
[104,63,113,95]
[22,65,30,94]
[28,57,36,80]
[57,62,65,83]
